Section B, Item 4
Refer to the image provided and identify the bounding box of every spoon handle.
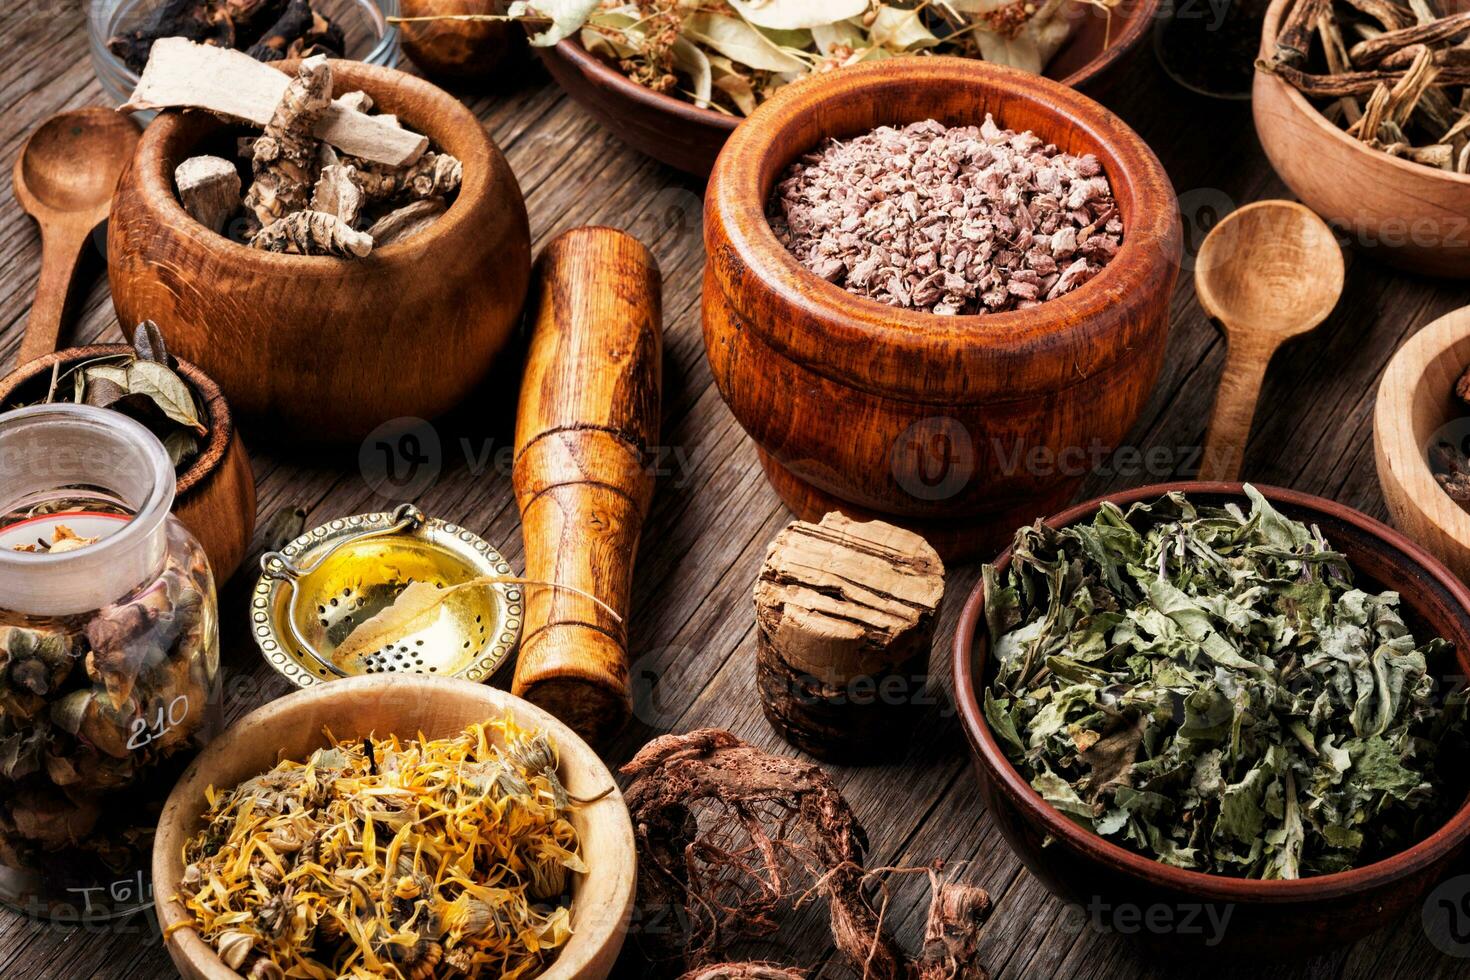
[17,222,93,368]
[1200,335,1278,482]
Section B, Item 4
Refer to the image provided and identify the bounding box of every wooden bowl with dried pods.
[1254,0,1470,277]
[153,675,637,980]
[0,343,256,583]
[703,57,1182,560]
[538,0,1163,177]
[1376,304,1470,582]
[108,55,531,442]
[954,481,1470,956]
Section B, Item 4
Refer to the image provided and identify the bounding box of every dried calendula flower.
[172,718,587,979]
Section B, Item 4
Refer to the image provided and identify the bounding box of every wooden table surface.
[4,5,1470,979]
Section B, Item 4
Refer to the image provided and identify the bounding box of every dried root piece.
[350,151,463,202]
[244,54,333,226]
[251,210,372,257]
[246,0,315,61]
[622,729,992,977]
[174,155,242,234]
[678,967,807,980]
[310,164,364,225]
[365,198,446,247]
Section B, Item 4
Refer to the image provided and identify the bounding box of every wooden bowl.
[953,481,1470,957]
[702,57,1182,561]
[153,674,636,980]
[0,344,256,583]
[1254,0,1470,277]
[108,60,532,443]
[539,0,1162,177]
[1376,305,1470,582]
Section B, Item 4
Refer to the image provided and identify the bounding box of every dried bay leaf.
[126,360,207,436]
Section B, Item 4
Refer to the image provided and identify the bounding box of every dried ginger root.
[622,729,992,979]
[244,54,332,225]
[348,151,463,202]
[251,210,372,257]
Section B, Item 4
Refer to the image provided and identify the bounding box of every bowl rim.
[704,56,1181,396]
[151,674,636,980]
[1255,0,1470,189]
[125,58,497,271]
[0,343,234,500]
[951,479,1470,900]
[547,0,1162,132]
[1374,304,1470,546]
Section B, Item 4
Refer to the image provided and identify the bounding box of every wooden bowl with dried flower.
[108,58,531,442]
[153,674,637,980]
[1375,304,1470,582]
[1254,0,1470,277]
[539,0,1162,177]
[0,343,256,583]
[703,57,1182,560]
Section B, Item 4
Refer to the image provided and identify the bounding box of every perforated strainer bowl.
[251,504,522,687]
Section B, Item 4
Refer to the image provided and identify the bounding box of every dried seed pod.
[217,930,255,970]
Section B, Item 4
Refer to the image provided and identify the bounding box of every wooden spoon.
[12,108,141,367]
[1196,200,1344,482]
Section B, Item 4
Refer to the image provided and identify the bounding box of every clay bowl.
[953,481,1470,957]
[108,59,531,443]
[703,57,1182,561]
[0,344,256,584]
[153,674,636,980]
[1254,0,1470,277]
[539,0,1162,177]
[1376,305,1470,582]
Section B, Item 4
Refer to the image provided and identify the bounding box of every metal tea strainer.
[251,504,523,687]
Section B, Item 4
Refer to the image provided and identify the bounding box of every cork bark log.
[754,512,944,761]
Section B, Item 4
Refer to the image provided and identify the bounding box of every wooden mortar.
[512,227,662,745]
[0,344,256,584]
[703,58,1182,560]
[107,59,531,442]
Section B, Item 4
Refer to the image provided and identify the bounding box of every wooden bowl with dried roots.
[1253,0,1470,277]
[539,0,1162,177]
[108,59,531,442]
[153,674,636,980]
[703,57,1182,560]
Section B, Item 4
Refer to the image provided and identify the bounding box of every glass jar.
[0,404,221,922]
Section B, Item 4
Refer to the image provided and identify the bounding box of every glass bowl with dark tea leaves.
[954,482,1470,957]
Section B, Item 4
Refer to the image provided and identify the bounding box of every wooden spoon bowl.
[153,674,636,980]
[0,344,256,584]
[538,0,1162,177]
[1375,305,1470,582]
[953,481,1470,956]
[1254,0,1470,277]
[702,57,1182,560]
[107,60,531,443]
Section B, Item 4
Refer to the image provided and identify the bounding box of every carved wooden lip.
[952,480,1470,900]
[704,57,1182,400]
[0,344,233,501]
[126,59,501,270]
[548,1,1161,132]
[1256,0,1470,190]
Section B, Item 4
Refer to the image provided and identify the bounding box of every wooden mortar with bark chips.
[108,41,531,442]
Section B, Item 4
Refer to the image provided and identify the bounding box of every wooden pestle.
[511,226,662,746]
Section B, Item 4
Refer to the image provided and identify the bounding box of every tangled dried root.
[621,730,992,979]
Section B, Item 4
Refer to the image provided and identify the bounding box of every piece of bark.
[365,198,446,246]
[753,512,944,761]
[174,155,242,233]
[244,55,332,225]
[246,0,314,62]
[310,164,364,225]
[336,90,374,114]
[250,209,372,256]
[123,38,428,167]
